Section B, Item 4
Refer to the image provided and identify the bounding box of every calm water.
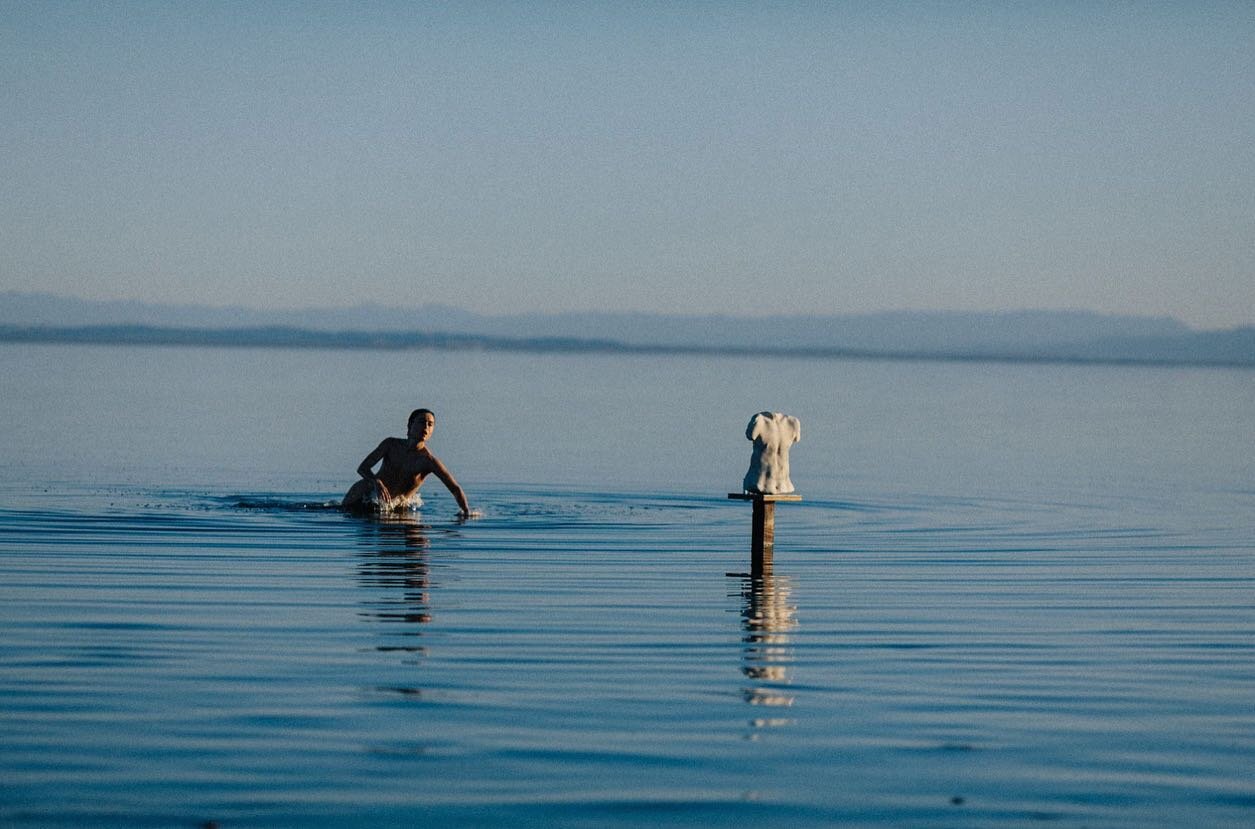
[1,343,1253,827]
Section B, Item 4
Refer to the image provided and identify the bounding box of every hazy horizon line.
[2,289,1239,331]
[3,322,1251,371]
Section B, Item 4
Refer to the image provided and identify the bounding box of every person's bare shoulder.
[369,436,405,460]
[417,447,451,474]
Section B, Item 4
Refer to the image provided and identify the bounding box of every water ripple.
[1,483,1252,827]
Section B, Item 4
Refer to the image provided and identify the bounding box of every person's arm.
[430,456,472,516]
[356,441,393,502]
[356,441,388,479]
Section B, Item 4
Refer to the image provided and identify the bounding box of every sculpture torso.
[743,412,801,495]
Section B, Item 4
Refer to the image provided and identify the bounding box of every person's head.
[407,408,435,441]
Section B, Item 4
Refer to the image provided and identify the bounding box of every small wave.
[230,497,345,512]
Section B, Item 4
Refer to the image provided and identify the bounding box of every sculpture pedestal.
[727,492,802,574]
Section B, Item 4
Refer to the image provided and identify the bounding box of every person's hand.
[374,479,392,504]
[457,509,482,520]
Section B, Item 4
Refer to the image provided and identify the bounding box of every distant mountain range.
[2,291,1252,367]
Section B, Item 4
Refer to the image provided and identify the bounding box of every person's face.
[409,412,435,442]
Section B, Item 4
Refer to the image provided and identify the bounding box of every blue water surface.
[1,344,1253,827]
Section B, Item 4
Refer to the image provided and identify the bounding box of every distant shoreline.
[3,324,1252,370]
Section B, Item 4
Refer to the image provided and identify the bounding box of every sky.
[2,2,1253,328]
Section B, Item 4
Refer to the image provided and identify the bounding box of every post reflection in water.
[355,513,434,664]
[737,568,799,733]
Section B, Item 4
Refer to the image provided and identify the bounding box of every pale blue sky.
[2,2,1253,327]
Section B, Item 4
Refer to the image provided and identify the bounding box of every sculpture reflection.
[738,568,798,730]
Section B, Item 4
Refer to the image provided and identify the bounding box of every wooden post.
[728,493,801,575]
[752,496,773,570]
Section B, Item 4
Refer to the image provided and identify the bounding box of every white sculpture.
[743,412,801,495]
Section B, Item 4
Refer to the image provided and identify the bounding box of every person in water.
[342,408,473,517]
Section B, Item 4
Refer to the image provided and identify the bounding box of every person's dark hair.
[408,408,434,428]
